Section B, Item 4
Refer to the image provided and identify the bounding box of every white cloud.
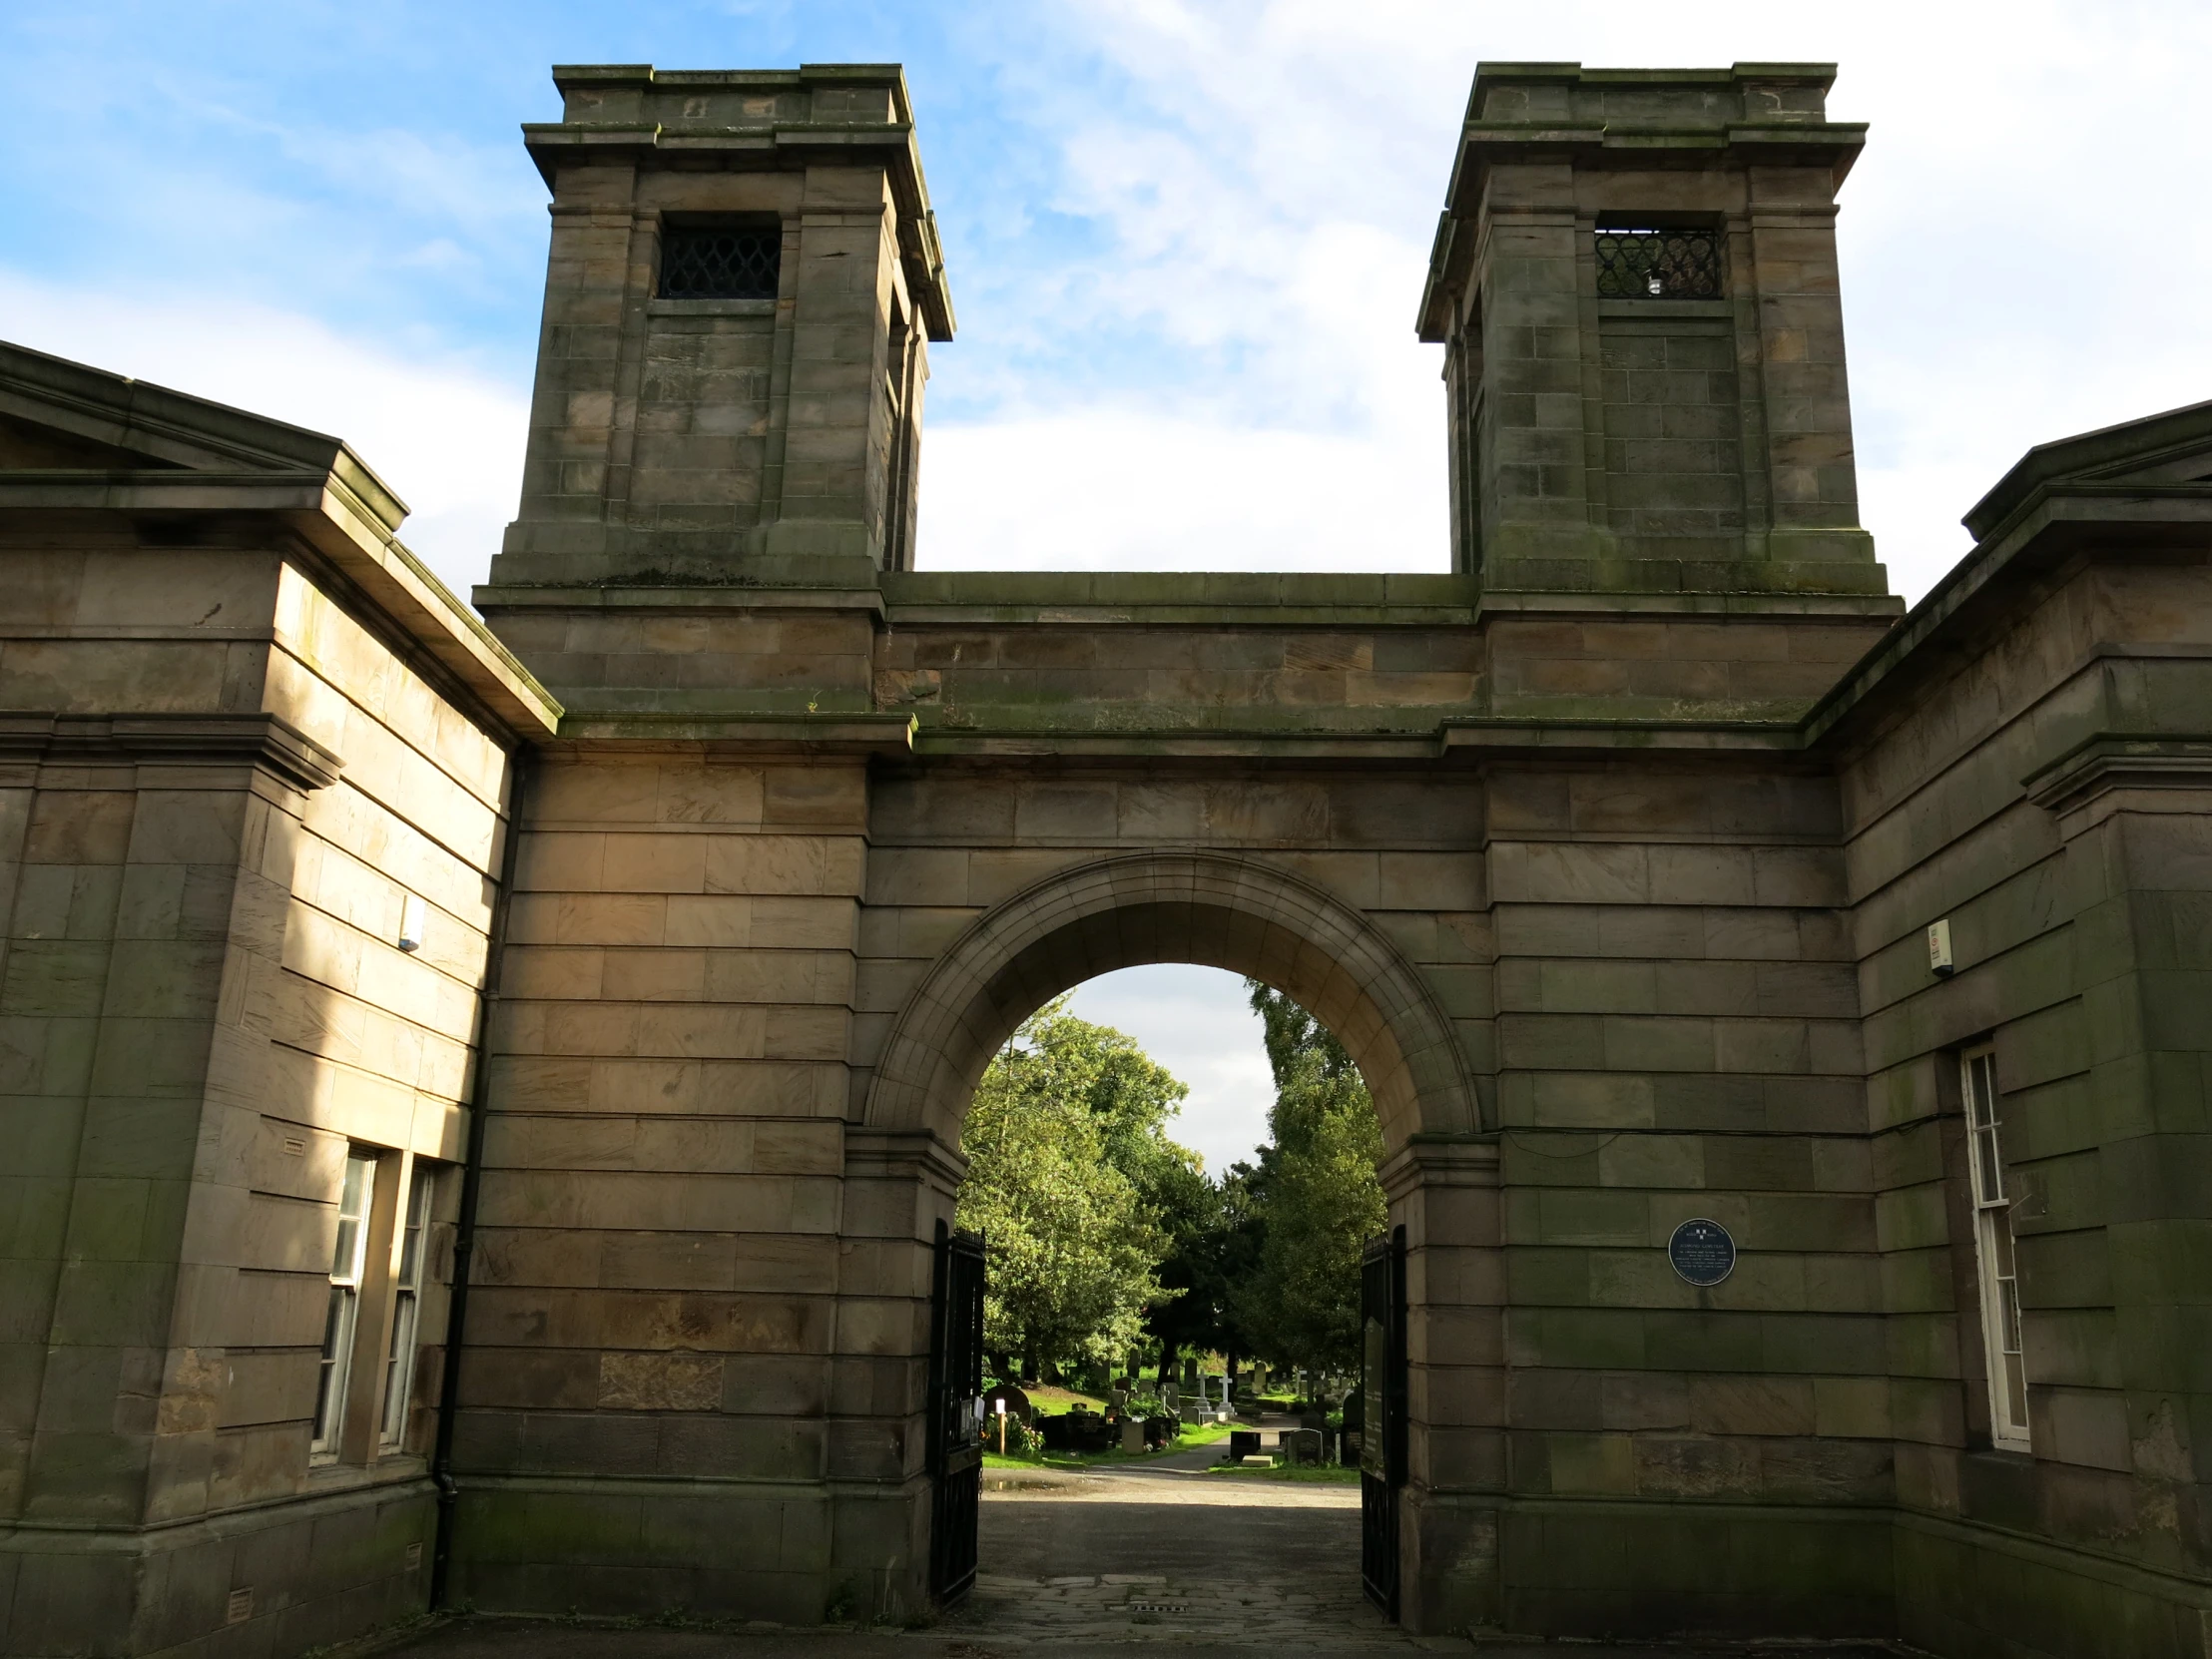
[0,273,526,600]
[14,1,2209,611]
[1063,964,1276,1175]
[920,406,1444,572]
[921,0,2212,601]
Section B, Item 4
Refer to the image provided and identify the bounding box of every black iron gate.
[926,1221,985,1603]
[1360,1225,1407,1620]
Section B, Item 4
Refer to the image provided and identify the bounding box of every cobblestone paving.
[937,1565,1425,1649]
[941,1437,1424,1649]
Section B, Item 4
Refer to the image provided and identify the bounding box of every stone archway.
[850,848,1500,1636]
[862,848,1482,1155]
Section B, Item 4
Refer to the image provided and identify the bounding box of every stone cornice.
[525,62,953,340]
[0,712,344,794]
[551,712,916,756]
[2022,734,2212,818]
[841,1125,968,1201]
[1418,62,1863,339]
[1800,491,2212,756]
[1378,1133,1500,1206]
[0,471,564,743]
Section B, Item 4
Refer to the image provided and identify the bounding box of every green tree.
[954,1000,1184,1379]
[1233,982,1386,1378]
[1147,1157,1264,1382]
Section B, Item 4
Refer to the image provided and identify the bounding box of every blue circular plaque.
[1667,1218,1736,1287]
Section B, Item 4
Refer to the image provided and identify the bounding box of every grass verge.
[981,1418,1235,1470]
[1205,1462,1363,1483]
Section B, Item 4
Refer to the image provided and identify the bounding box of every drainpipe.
[429,744,533,1609]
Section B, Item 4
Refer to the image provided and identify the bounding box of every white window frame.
[1960,1047,2031,1450]
[312,1151,376,1460]
[380,1164,435,1449]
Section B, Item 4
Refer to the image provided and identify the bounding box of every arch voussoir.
[862,850,1480,1154]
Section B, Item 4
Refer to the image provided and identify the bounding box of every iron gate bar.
[1592,226,1724,299]
[926,1221,985,1603]
[657,223,781,299]
[1359,1224,1407,1622]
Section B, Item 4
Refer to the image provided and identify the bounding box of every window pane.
[381,1166,436,1447]
[330,1215,359,1280]
[382,1293,420,1444]
[398,1171,429,1288]
[1966,1054,1996,1127]
[1961,1048,2031,1449]
[331,1154,374,1281]
[1975,1128,2003,1201]
[313,1284,353,1446]
[338,1154,369,1219]
[315,1152,376,1454]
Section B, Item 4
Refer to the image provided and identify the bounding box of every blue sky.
[5,0,2207,1170]
[12,0,2212,604]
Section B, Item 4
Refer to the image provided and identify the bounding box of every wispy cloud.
[0,274,528,602]
[5,0,2207,600]
[1066,964,1276,1174]
[913,0,2212,593]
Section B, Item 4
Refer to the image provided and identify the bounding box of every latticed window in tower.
[1593,226,1724,299]
[658,222,782,300]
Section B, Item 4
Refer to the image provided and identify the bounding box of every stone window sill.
[647,297,776,317]
[1597,298,1733,319]
[304,1450,432,1494]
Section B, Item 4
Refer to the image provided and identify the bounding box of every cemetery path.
[940,1407,1407,1645]
[940,1467,1412,1649]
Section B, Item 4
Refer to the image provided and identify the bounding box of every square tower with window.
[493,64,955,587]
[1417,63,1887,595]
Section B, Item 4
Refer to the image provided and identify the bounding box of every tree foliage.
[1231,981,1386,1377]
[1144,1156,1262,1377]
[953,999,1190,1376]
[950,982,1384,1389]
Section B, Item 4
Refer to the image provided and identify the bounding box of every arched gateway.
[864,849,1481,1152]
[4,57,2211,1659]
[853,849,1496,1621]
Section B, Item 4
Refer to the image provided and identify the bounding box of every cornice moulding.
[0,712,344,794]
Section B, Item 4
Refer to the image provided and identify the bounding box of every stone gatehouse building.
[1,58,2208,1659]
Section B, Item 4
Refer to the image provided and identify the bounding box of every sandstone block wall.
[449,752,868,1621]
[0,527,524,1656]
[1479,757,1891,1635]
[1835,558,2212,1659]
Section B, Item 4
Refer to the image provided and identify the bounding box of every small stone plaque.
[1667,1218,1736,1287]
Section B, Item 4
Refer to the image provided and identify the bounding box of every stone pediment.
[0,406,181,470]
[0,337,407,518]
[1962,395,2212,541]
[0,335,562,739]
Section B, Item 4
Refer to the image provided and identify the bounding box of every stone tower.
[1417,63,1884,595]
[494,64,955,587]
